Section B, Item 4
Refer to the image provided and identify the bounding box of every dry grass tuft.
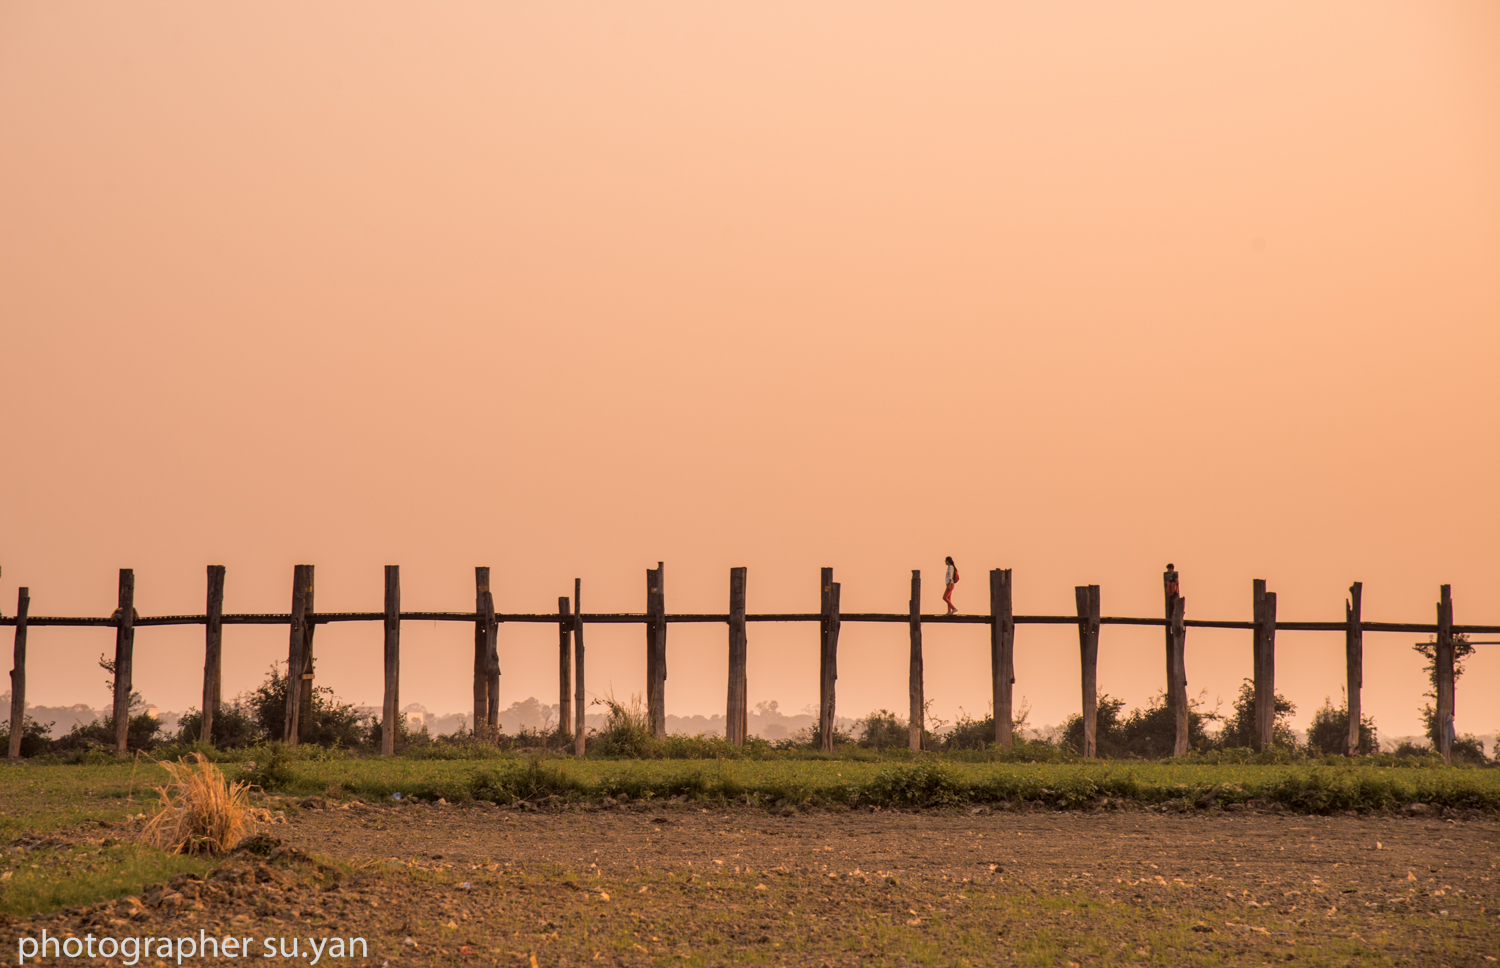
[141,753,257,855]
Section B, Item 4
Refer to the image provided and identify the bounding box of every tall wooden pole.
[112,568,136,753]
[7,587,28,760]
[473,567,498,740]
[1168,595,1188,756]
[1345,582,1363,756]
[200,565,225,745]
[989,569,1014,750]
[1253,584,1278,752]
[298,567,318,743]
[1436,584,1454,765]
[908,570,924,752]
[819,570,841,753]
[573,578,586,756]
[1250,579,1265,752]
[726,567,748,746]
[1075,584,1100,758]
[381,565,401,755]
[646,563,666,740]
[283,564,312,746]
[557,596,573,739]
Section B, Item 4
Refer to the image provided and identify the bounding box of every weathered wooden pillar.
[573,578,586,756]
[1251,580,1277,751]
[646,562,666,740]
[200,565,225,746]
[908,570,924,752]
[1436,584,1455,764]
[557,596,573,738]
[1074,584,1100,758]
[1168,595,1188,756]
[7,587,29,760]
[283,564,313,746]
[473,567,498,740]
[112,569,136,753]
[726,567,748,746]
[1345,582,1363,756]
[381,565,400,755]
[819,569,841,753]
[989,569,1015,750]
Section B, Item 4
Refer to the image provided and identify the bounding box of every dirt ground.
[16,801,1500,967]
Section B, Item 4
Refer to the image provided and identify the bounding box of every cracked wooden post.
[989,569,1015,750]
[200,565,226,745]
[1169,596,1187,756]
[1164,566,1187,756]
[573,578,586,756]
[726,567,748,746]
[473,567,498,741]
[646,562,666,740]
[1345,582,1363,756]
[819,568,841,753]
[283,564,313,746]
[7,587,29,760]
[1252,580,1277,752]
[1436,584,1455,765]
[1075,584,1100,758]
[381,565,400,756]
[908,570,924,752]
[558,596,572,741]
[112,568,136,753]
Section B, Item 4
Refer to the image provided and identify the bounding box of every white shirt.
[945,564,956,585]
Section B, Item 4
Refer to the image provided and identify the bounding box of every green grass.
[6,756,1497,823]
[0,840,210,918]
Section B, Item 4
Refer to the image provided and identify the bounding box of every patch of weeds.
[469,755,580,804]
[865,759,967,807]
[238,743,295,791]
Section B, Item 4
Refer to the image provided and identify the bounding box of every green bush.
[174,702,262,749]
[1304,697,1378,755]
[246,663,370,748]
[0,715,53,758]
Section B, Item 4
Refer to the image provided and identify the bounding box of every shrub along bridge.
[5,564,1495,763]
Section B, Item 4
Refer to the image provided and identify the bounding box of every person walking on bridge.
[943,556,960,615]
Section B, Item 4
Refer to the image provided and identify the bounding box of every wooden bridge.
[5,564,1495,762]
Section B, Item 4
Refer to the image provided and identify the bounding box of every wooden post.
[298,566,318,744]
[1075,584,1100,758]
[1168,596,1188,756]
[283,564,312,746]
[908,570,924,752]
[558,596,572,739]
[473,567,498,741]
[646,563,666,740]
[200,565,225,746]
[1345,582,1363,756]
[1250,579,1264,752]
[573,578,586,756]
[1252,582,1278,752]
[726,567,748,746]
[7,587,28,760]
[1436,584,1454,765]
[819,569,841,753]
[989,569,1015,750]
[112,568,136,753]
[381,565,400,756]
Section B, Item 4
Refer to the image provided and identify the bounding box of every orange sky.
[2,2,1497,740]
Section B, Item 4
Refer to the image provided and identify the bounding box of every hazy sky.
[3,2,1497,740]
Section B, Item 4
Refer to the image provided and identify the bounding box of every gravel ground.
[13,800,1500,967]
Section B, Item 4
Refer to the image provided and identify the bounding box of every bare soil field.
[13,799,1499,967]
